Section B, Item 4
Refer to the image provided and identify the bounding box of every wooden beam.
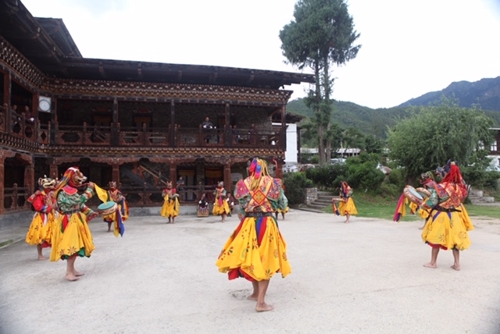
[209,71,218,84]
[99,61,107,79]
[247,71,255,84]
[137,63,143,80]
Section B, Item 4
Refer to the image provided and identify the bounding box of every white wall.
[272,122,298,164]
[285,123,298,164]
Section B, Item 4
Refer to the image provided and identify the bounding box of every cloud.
[21,0,500,109]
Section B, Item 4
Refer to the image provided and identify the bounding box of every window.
[491,140,498,152]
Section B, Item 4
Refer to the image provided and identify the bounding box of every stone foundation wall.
[305,187,318,205]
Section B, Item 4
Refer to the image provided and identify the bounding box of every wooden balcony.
[0,106,283,150]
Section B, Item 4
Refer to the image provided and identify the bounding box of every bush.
[305,164,347,189]
[283,172,313,205]
[377,182,402,198]
[386,168,406,190]
[344,155,385,192]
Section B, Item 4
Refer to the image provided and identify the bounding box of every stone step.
[314,200,333,206]
[317,195,335,200]
[470,196,495,203]
[307,203,329,210]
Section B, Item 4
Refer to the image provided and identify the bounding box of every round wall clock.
[39,96,51,112]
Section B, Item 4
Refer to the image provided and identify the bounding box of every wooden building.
[0,0,315,214]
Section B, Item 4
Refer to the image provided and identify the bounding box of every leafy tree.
[387,99,494,181]
[280,0,360,164]
[364,135,384,154]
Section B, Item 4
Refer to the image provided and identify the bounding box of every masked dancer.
[212,181,230,222]
[216,158,291,312]
[338,181,358,223]
[25,176,57,260]
[160,181,180,223]
[50,167,99,281]
[420,161,473,270]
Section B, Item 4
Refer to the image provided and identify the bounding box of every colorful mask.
[38,175,56,190]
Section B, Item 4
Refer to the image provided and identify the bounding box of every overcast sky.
[21,0,500,109]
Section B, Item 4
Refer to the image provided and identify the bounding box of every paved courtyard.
[1,209,500,334]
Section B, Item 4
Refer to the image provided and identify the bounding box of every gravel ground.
[1,210,500,334]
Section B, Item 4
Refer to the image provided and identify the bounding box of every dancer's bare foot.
[418,226,424,230]
[73,270,85,277]
[37,255,47,261]
[344,220,350,224]
[423,263,437,268]
[247,294,258,301]
[255,303,274,312]
[450,265,461,271]
[65,273,79,281]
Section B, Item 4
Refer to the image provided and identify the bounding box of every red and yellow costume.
[338,181,358,216]
[216,158,291,281]
[212,182,230,216]
[25,176,57,248]
[95,181,127,236]
[160,182,180,219]
[420,164,473,250]
[50,167,98,261]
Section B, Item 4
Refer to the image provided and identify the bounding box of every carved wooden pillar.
[0,158,5,214]
[4,71,12,134]
[2,70,9,106]
[224,163,232,194]
[49,161,58,179]
[112,164,120,185]
[225,103,231,147]
[275,159,283,179]
[112,98,119,145]
[280,105,286,151]
[170,101,175,147]
[170,163,177,188]
[25,164,35,195]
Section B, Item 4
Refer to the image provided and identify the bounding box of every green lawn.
[323,192,500,221]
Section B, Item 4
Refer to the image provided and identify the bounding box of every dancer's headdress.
[38,175,56,189]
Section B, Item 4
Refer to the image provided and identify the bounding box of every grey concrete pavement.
[1,209,500,334]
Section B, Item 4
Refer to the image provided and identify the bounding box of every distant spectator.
[202,116,214,143]
[24,106,34,123]
[202,116,213,131]
[177,176,185,200]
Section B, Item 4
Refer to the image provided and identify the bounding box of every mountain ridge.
[286,76,500,138]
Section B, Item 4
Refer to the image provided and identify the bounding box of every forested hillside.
[287,99,416,138]
[400,77,500,111]
[287,76,500,139]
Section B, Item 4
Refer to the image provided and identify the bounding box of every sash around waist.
[245,212,274,217]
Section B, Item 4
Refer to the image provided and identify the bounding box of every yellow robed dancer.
[25,176,57,260]
[212,181,231,222]
[160,181,180,223]
[50,167,99,281]
[94,182,126,237]
[216,158,291,312]
[419,162,473,270]
[274,180,289,220]
[338,181,358,223]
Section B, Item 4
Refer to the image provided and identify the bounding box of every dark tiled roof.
[0,0,315,89]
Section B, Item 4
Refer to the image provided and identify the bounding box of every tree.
[280,0,360,164]
[387,99,494,181]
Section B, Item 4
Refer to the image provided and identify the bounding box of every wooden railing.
[0,106,283,149]
[3,184,30,211]
[85,184,217,208]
